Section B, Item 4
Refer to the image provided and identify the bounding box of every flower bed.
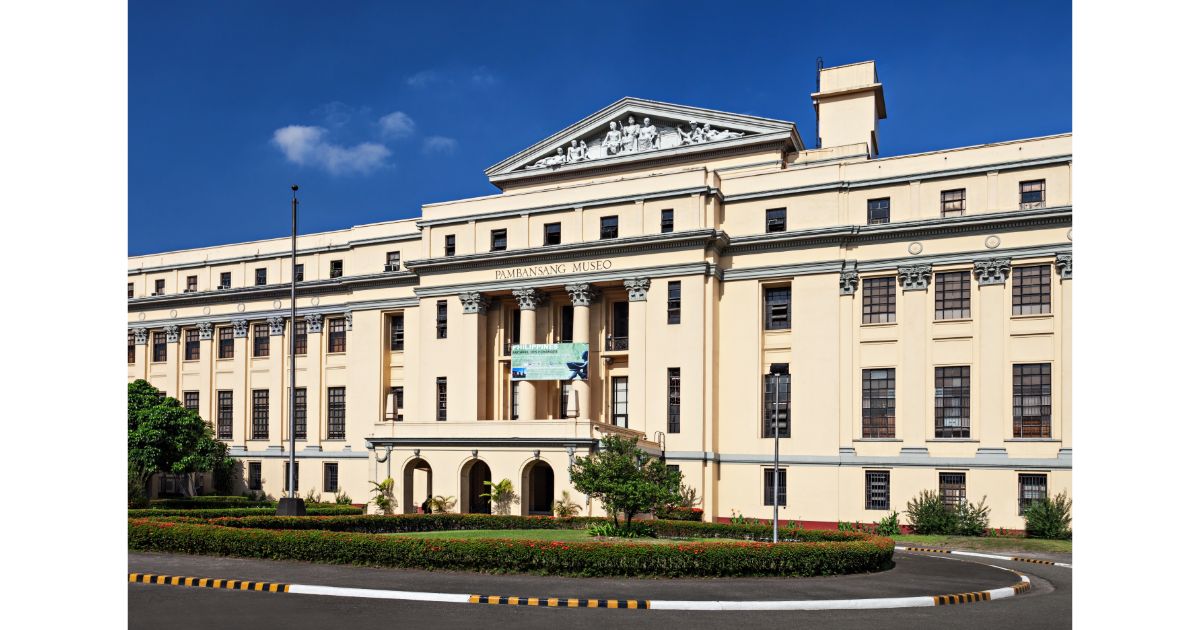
[127,514,893,578]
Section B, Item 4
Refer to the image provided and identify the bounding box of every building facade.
[128,61,1071,528]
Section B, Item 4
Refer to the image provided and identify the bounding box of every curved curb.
[896,545,1073,568]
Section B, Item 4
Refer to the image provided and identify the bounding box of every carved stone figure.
[527,147,566,170]
[620,116,640,153]
[676,120,702,145]
[602,121,622,155]
[567,139,589,163]
[637,117,658,151]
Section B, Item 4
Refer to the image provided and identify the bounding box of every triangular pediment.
[485,98,801,185]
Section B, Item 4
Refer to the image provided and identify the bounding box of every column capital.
[1055,253,1072,279]
[973,257,1012,286]
[565,282,598,306]
[196,321,213,340]
[898,264,932,291]
[267,316,286,336]
[132,327,148,345]
[163,324,180,343]
[839,270,859,296]
[623,278,650,302]
[305,313,324,333]
[231,319,249,338]
[513,288,545,310]
[343,312,354,331]
[459,291,491,314]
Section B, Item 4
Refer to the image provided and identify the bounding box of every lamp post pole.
[277,185,305,516]
[772,370,780,543]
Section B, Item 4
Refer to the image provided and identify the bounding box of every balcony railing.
[605,335,629,351]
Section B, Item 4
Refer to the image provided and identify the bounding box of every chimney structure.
[812,60,887,156]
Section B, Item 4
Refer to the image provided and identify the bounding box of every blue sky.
[129,0,1071,255]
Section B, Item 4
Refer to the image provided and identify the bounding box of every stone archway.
[521,460,555,515]
[461,459,492,514]
[402,457,432,514]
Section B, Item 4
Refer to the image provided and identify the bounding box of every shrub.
[954,496,991,536]
[334,488,352,505]
[304,488,321,504]
[657,507,704,521]
[149,498,273,509]
[552,491,582,518]
[876,511,901,536]
[905,490,957,535]
[480,479,517,516]
[128,506,364,519]
[1023,491,1072,539]
[369,478,397,515]
[429,495,456,514]
[587,521,654,538]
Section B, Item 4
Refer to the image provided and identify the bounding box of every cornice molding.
[413,262,716,298]
[364,436,598,450]
[128,271,418,311]
[128,233,420,276]
[127,296,418,332]
[414,186,717,229]
[663,449,1071,470]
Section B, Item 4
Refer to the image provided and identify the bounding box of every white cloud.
[378,111,416,139]
[406,70,442,88]
[271,125,391,175]
[422,136,458,155]
[469,67,499,87]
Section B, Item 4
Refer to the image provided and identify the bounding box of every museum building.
[127,61,1071,528]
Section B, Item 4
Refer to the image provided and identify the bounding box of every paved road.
[129,551,1071,629]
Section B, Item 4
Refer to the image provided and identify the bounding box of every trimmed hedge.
[128,518,892,578]
[149,498,274,509]
[129,506,364,519]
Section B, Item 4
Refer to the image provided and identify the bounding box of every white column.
[623,278,650,433]
[565,283,597,422]
[513,288,543,421]
[459,291,491,421]
[163,324,180,398]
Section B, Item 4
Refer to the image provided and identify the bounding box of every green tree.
[127,379,232,502]
[569,435,682,529]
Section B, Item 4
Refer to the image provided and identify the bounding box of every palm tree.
[480,479,517,515]
[553,490,582,517]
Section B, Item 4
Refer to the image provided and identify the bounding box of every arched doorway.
[402,458,432,514]
[461,459,492,514]
[521,460,554,515]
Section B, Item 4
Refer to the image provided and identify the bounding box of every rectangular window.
[765,207,787,232]
[510,309,522,347]
[385,251,401,270]
[284,462,299,494]
[128,282,134,299]
[940,472,967,509]
[543,222,561,246]
[1013,363,1052,438]
[444,234,456,257]
[330,260,343,278]
[667,368,681,433]
[128,332,135,364]
[510,380,519,419]
[600,215,619,239]
[1012,264,1052,315]
[491,229,507,252]
[293,327,307,356]
[1019,179,1046,210]
[390,313,405,351]
[608,302,629,350]
[253,324,270,357]
[154,279,165,295]
[1018,473,1048,514]
[388,386,403,421]
[862,368,896,438]
[935,271,971,320]
[294,264,304,282]
[436,377,447,421]
[185,328,200,361]
[940,189,965,217]
[867,198,891,224]
[862,277,896,324]
[611,377,628,428]
[327,318,346,353]
[865,471,891,510]
[327,387,346,439]
[218,327,234,359]
[323,462,338,493]
[762,366,791,438]
[186,275,197,292]
[251,389,269,439]
[559,304,574,342]
[292,388,306,440]
[666,280,681,325]
[219,271,231,289]
[935,366,971,438]
[660,209,674,233]
[248,462,262,490]
[763,286,791,330]
[217,390,232,439]
[255,268,267,286]
[559,382,572,419]
[183,391,199,412]
[436,300,448,339]
[152,332,167,362]
[764,468,787,506]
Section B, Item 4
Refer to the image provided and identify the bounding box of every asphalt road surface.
[128,551,1071,629]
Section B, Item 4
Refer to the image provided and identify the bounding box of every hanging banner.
[511,343,589,381]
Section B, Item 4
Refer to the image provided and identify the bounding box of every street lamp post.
[769,363,788,543]
[277,185,306,516]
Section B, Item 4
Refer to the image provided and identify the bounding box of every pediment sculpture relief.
[524,115,747,170]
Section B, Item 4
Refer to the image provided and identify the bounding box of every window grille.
[1018,473,1048,514]
[218,327,234,359]
[611,377,628,428]
[764,468,787,506]
[436,378,447,421]
[1013,363,1052,437]
[866,471,890,510]
[253,324,270,357]
[255,268,267,286]
[248,462,261,490]
[436,301,448,339]
[327,387,345,439]
[185,328,200,360]
[128,332,135,364]
[660,209,674,233]
[935,366,971,438]
[292,388,306,440]
[862,368,896,438]
[490,229,507,251]
[323,463,338,493]
[445,234,456,257]
[1019,180,1046,209]
[251,389,269,439]
[940,189,965,217]
[667,368,681,433]
[940,472,967,508]
[217,391,232,439]
[183,391,199,412]
[1012,264,1052,315]
[763,286,791,330]
[935,271,971,320]
[765,207,787,232]
[868,198,891,224]
[152,332,167,362]
[327,318,346,352]
[862,277,896,324]
[762,368,791,438]
[390,314,405,351]
[667,281,681,325]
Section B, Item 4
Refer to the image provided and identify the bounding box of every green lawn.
[893,534,1071,555]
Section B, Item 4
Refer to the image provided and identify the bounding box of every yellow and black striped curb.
[129,573,289,593]
[895,545,1070,568]
[903,546,952,554]
[1010,556,1057,565]
[468,595,650,608]
[933,591,993,605]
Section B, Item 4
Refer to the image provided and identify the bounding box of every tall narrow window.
[1012,264,1052,315]
[217,391,233,439]
[862,277,896,324]
[510,380,519,419]
[186,275,198,292]
[765,207,787,232]
[327,387,346,439]
[559,382,572,418]
[660,209,674,233]
[218,327,234,359]
[152,332,167,362]
[185,328,200,361]
[292,388,307,440]
[865,471,891,510]
[219,271,231,289]
[436,377,448,421]
[611,377,628,428]
[255,268,267,286]
[388,386,403,421]
[329,260,343,278]
[390,313,405,351]
[436,300,448,339]
[935,271,971,320]
[509,309,521,350]
[544,222,561,246]
[385,251,401,271]
[935,366,971,438]
[154,279,165,295]
[862,368,896,438]
[183,391,199,412]
[764,468,787,506]
[762,365,791,438]
[1018,473,1048,514]
[327,318,346,352]
[294,264,304,282]
[940,189,966,217]
[667,368,681,433]
[323,462,339,493]
[128,282,134,299]
[939,472,967,508]
[559,304,573,342]
[608,302,629,350]
[253,324,270,357]
[666,281,681,325]
[1019,179,1046,209]
[490,229,507,252]
[867,198,891,224]
[1013,363,1052,438]
[763,286,791,330]
[251,389,269,439]
[128,331,135,364]
[247,461,262,490]
[600,215,619,239]
[444,234,456,257]
[293,326,307,356]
